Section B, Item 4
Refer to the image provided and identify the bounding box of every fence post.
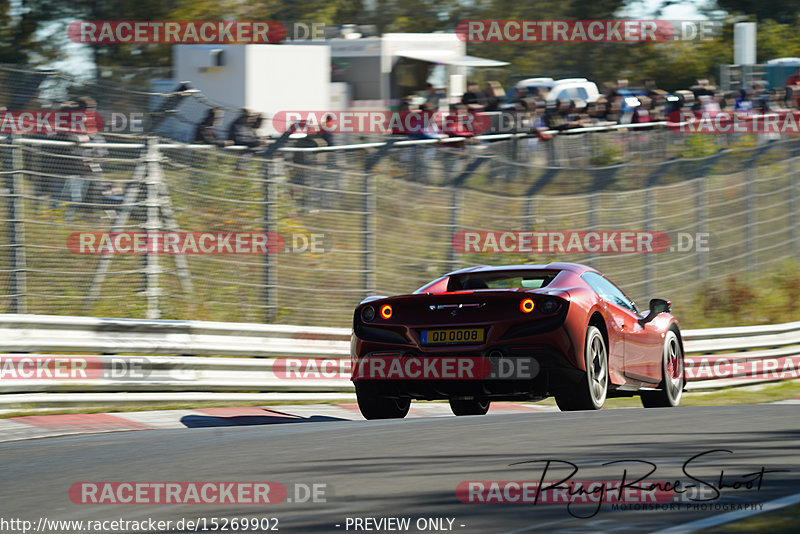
[644,187,654,298]
[263,157,277,321]
[585,191,598,268]
[363,171,375,299]
[744,167,755,272]
[697,177,707,281]
[448,187,462,272]
[7,138,26,313]
[792,144,799,259]
[144,137,162,319]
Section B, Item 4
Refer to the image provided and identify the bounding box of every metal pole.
[263,157,277,321]
[144,137,161,319]
[7,138,26,313]
[644,187,654,298]
[448,187,462,272]
[791,144,799,259]
[745,167,755,272]
[697,178,707,281]
[585,191,597,268]
[363,171,375,299]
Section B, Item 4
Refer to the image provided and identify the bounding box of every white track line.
[653,491,800,534]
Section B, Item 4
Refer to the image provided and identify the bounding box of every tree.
[713,0,800,23]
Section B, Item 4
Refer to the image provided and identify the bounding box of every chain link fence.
[0,65,798,327]
[1,132,799,327]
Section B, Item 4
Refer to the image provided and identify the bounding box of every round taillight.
[520,298,535,313]
[379,304,393,319]
[361,305,376,322]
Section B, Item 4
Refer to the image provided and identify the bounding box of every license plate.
[421,328,484,345]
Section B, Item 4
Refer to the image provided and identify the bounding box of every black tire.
[555,326,609,411]
[449,398,491,416]
[641,330,684,408]
[355,383,411,420]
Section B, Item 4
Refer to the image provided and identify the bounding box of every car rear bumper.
[351,344,584,400]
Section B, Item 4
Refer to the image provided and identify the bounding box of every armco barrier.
[0,314,798,409]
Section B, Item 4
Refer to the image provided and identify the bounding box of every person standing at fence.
[41,101,91,218]
[195,107,232,147]
[461,81,487,111]
[784,68,800,108]
[227,108,266,172]
[422,83,440,112]
[75,96,122,214]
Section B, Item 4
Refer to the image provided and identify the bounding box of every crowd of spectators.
[405,69,800,137]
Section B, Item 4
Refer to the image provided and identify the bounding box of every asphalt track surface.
[1,405,798,534]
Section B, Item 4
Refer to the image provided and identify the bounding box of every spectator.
[649,92,668,121]
[510,86,529,111]
[786,85,800,110]
[691,79,716,102]
[586,99,612,126]
[698,94,720,113]
[567,99,587,124]
[632,96,653,124]
[48,101,96,218]
[422,83,440,111]
[399,95,415,111]
[227,108,252,146]
[720,91,737,111]
[751,82,769,111]
[767,89,788,112]
[735,89,754,111]
[461,81,487,111]
[73,96,123,212]
[603,96,623,124]
[194,107,232,147]
[531,100,551,139]
[228,110,266,148]
[545,99,581,131]
[315,114,337,146]
[484,81,504,112]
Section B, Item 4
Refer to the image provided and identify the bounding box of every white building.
[162,33,507,139]
[295,33,508,109]
[171,43,332,137]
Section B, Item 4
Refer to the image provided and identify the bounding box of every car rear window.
[447,270,559,291]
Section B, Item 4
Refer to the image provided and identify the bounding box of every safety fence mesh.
[1,134,798,327]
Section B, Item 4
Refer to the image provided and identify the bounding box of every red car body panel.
[351,262,682,401]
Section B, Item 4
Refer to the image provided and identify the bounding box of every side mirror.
[638,298,671,327]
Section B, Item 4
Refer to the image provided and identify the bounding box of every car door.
[582,273,662,382]
[622,316,664,382]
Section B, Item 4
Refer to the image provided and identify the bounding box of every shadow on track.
[180,408,348,428]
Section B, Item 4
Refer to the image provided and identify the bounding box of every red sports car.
[351,262,685,419]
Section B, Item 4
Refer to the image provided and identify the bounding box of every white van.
[545,78,601,103]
